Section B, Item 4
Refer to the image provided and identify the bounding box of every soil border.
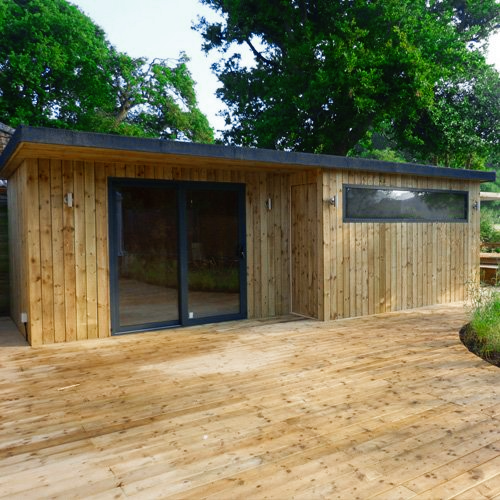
[459,323,500,368]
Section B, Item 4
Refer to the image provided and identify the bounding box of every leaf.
[197,0,499,161]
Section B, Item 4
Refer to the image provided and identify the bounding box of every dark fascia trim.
[0,125,496,182]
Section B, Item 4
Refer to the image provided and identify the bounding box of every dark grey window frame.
[108,177,248,336]
[343,184,469,223]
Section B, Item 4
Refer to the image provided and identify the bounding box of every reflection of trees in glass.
[121,187,177,256]
[346,187,467,221]
[187,190,238,264]
[419,192,466,219]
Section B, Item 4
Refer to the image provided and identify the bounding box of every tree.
[389,62,500,169]
[0,0,113,129]
[196,0,499,157]
[351,62,500,168]
[90,52,214,142]
[0,0,213,143]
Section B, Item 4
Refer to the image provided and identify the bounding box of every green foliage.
[188,265,239,293]
[480,164,500,250]
[0,0,113,129]
[123,256,179,289]
[389,62,500,168]
[197,0,499,159]
[93,53,214,142]
[0,0,213,142]
[482,166,500,193]
[349,125,408,163]
[360,148,406,163]
[469,289,500,356]
[481,165,500,218]
[480,210,500,246]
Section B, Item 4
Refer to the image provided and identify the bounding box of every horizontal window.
[343,185,468,222]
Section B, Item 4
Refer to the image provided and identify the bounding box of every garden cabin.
[0,126,495,345]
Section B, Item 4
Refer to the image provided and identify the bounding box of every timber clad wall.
[10,158,291,345]
[287,171,479,322]
[2,127,488,345]
[7,167,28,337]
[320,171,480,320]
[290,171,321,319]
[10,156,480,345]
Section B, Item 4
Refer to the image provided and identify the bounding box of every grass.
[470,289,500,356]
[465,280,500,361]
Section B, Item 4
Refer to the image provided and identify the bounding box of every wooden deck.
[0,304,499,499]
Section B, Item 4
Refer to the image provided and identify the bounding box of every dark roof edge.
[0,125,496,182]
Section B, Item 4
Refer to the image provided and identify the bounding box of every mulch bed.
[460,324,500,368]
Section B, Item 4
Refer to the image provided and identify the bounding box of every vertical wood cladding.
[7,167,29,341]
[15,159,291,344]
[9,157,480,345]
[321,170,480,320]
[291,182,319,318]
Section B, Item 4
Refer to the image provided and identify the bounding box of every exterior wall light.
[64,192,73,208]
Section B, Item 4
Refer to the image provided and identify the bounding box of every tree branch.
[245,37,279,68]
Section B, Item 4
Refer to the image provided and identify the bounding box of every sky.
[71,0,229,133]
[71,0,500,137]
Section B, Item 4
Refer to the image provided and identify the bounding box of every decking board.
[0,304,499,499]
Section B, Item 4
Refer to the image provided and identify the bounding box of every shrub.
[466,283,500,359]
[480,210,500,252]
[470,290,500,356]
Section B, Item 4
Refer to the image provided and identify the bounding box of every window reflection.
[344,186,468,222]
[117,186,179,327]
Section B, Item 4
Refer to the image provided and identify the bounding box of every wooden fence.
[480,242,500,285]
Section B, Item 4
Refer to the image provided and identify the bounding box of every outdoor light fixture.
[328,196,336,207]
[64,192,73,208]
[265,197,272,211]
[472,200,479,210]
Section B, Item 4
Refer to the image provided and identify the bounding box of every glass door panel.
[110,180,246,335]
[186,189,242,320]
[116,185,179,328]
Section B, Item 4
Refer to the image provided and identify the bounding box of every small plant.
[470,290,500,357]
[464,279,500,363]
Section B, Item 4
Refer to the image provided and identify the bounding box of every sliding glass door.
[112,184,179,329]
[109,179,246,334]
[186,188,242,320]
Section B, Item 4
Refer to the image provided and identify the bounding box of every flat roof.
[0,125,496,182]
